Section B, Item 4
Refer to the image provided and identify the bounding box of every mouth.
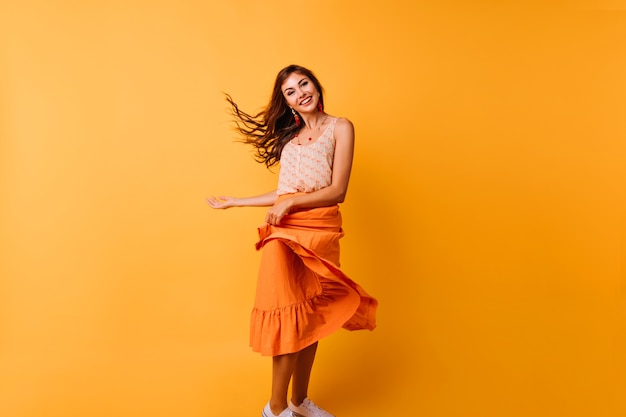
[300,96,312,106]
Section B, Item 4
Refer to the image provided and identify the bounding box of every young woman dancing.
[207,64,377,417]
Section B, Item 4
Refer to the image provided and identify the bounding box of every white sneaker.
[289,398,335,417]
[262,401,293,417]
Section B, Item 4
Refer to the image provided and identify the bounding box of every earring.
[292,108,301,127]
[317,101,324,112]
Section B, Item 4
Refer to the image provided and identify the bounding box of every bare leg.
[270,352,299,415]
[291,341,318,406]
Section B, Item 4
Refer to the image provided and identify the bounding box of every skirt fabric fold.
[250,199,378,356]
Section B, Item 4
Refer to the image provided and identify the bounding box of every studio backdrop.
[1,1,624,416]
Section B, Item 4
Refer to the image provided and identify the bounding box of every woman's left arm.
[265,118,355,224]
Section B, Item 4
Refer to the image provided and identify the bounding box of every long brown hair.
[226,64,325,168]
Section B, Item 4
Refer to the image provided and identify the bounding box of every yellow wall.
[1,1,625,416]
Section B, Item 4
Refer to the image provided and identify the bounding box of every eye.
[286,90,294,96]
[300,80,309,87]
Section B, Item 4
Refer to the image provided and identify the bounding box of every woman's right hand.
[206,196,237,209]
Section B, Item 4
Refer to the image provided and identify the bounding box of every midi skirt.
[250,198,378,356]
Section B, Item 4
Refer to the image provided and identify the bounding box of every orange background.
[1,1,625,416]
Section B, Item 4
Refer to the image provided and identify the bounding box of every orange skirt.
[250,198,378,356]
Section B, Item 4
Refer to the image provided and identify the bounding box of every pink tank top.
[276,117,338,195]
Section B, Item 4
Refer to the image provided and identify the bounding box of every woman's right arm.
[206,190,278,209]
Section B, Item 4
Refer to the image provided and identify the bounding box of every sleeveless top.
[276,117,338,195]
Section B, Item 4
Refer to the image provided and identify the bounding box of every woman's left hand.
[265,198,294,225]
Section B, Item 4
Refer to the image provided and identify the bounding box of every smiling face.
[281,72,321,114]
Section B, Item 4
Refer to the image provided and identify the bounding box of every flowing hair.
[226,64,325,168]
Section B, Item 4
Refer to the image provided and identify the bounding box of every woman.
[207,65,377,417]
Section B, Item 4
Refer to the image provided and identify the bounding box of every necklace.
[295,116,328,145]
